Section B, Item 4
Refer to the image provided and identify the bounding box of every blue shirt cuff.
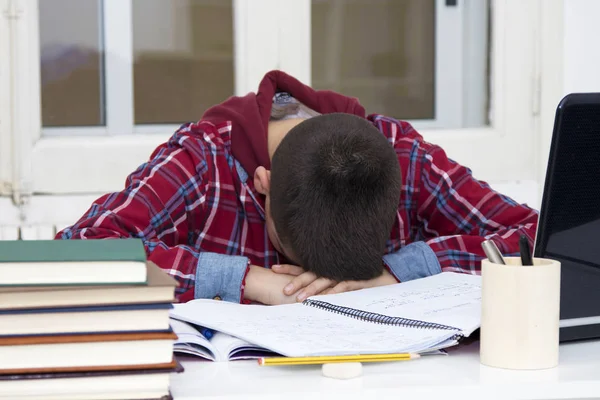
[195,252,248,303]
[383,241,441,282]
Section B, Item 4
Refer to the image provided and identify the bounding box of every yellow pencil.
[258,353,420,366]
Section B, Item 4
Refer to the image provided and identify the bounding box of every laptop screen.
[534,93,600,340]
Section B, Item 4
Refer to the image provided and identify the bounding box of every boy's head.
[254,113,401,281]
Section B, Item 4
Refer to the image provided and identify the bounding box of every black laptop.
[534,92,600,342]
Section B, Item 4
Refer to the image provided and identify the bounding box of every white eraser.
[321,362,363,379]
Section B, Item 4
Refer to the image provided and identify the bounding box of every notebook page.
[170,318,217,361]
[170,299,457,357]
[210,331,269,360]
[307,272,482,335]
[171,318,266,361]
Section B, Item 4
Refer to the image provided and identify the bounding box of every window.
[3,0,546,216]
[40,0,235,136]
[39,0,104,128]
[312,0,436,122]
[311,0,490,129]
[132,0,234,126]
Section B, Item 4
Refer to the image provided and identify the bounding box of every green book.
[0,239,147,286]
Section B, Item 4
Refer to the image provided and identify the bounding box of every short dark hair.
[270,113,402,281]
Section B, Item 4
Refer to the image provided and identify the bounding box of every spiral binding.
[303,299,461,333]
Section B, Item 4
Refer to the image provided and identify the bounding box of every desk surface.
[170,340,600,400]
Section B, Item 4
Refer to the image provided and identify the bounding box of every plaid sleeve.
[417,143,539,274]
[55,129,237,300]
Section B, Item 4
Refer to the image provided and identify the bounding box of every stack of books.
[0,239,179,400]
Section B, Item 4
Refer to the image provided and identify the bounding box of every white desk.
[170,340,600,400]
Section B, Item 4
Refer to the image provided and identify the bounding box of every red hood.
[201,70,366,176]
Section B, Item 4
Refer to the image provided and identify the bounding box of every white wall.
[551,0,600,132]
[537,0,600,205]
[564,0,600,94]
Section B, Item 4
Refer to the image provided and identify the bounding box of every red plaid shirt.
[56,114,538,302]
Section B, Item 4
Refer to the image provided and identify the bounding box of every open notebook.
[170,318,277,362]
[170,272,481,357]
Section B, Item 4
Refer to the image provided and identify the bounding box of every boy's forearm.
[243,265,264,303]
[244,266,302,305]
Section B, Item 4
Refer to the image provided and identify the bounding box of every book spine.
[303,299,461,332]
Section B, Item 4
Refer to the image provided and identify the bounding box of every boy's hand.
[272,264,336,302]
[271,264,398,301]
[321,269,398,295]
[243,265,303,305]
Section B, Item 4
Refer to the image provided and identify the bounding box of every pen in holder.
[480,256,561,370]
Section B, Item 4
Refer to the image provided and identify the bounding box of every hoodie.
[202,70,365,177]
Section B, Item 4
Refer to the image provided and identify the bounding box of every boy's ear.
[254,166,271,195]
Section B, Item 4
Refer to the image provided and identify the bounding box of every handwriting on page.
[309,272,482,333]
[170,300,455,357]
[364,282,480,309]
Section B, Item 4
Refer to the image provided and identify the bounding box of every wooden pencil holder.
[480,257,561,370]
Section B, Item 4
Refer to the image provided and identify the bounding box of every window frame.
[0,0,12,196]
[7,0,544,197]
[291,0,542,185]
[414,0,542,185]
[274,0,545,187]
[2,0,42,200]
